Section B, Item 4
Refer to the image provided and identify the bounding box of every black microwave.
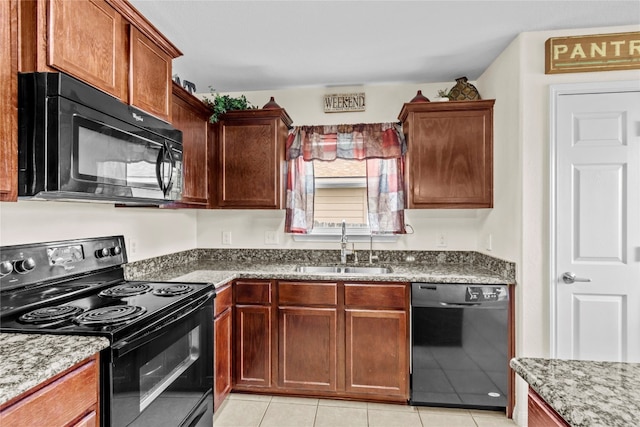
[18,72,183,204]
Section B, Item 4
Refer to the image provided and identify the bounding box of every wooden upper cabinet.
[48,0,127,100]
[398,100,494,208]
[20,0,181,120]
[217,108,293,209]
[0,0,18,201]
[171,82,211,205]
[130,26,172,121]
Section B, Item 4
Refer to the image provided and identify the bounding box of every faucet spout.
[340,220,352,264]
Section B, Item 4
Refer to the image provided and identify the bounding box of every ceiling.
[129,1,640,93]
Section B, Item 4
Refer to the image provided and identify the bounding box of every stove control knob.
[110,246,122,256]
[14,257,36,274]
[0,261,13,276]
[95,248,110,259]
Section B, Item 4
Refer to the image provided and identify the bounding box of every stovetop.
[0,280,213,340]
[0,235,214,342]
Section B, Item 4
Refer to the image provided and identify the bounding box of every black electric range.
[0,236,215,427]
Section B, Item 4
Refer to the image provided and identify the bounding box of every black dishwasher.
[411,283,508,411]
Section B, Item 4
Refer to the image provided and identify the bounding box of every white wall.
[196,81,486,251]
[477,24,640,426]
[0,201,198,261]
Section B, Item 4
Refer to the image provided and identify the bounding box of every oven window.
[140,325,201,412]
[75,118,162,188]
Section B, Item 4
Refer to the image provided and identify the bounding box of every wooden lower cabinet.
[345,309,408,396]
[279,307,338,392]
[0,354,100,427]
[214,283,232,410]
[232,279,409,402]
[528,387,569,427]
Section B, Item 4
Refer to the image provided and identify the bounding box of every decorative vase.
[410,90,430,103]
[448,77,481,101]
[262,96,281,109]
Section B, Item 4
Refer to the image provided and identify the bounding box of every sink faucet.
[340,220,353,264]
[369,231,379,264]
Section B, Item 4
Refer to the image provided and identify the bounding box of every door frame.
[548,80,640,358]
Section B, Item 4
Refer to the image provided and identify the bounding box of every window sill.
[291,228,399,243]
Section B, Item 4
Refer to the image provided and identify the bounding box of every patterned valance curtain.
[285,123,406,234]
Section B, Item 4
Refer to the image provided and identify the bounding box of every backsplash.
[125,248,516,282]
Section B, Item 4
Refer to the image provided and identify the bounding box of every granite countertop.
[135,260,512,288]
[0,333,110,407]
[510,357,640,427]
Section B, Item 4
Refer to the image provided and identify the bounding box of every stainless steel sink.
[295,266,392,274]
[342,266,392,274]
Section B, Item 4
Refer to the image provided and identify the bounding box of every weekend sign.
[545,31,640,74]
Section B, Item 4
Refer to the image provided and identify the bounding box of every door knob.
[562,272,591,284]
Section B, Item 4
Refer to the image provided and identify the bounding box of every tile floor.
[213,393,518,427]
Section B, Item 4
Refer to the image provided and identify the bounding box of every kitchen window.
[285,123,406,241]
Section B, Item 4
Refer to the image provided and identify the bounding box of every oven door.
[106,291,214,427]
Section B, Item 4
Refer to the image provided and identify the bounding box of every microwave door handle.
[111,290,214,358]
[155,146,166,194]
[164,144,175,195]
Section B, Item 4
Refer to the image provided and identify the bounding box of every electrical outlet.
[222,231,232,245]
[436,231,447,248]
[265,231,278,245]
[129,239,137,254]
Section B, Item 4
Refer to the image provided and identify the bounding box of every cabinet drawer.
[344,283,407,309]
[235,281,271,304]
[214,283,232,317]
[278,282,337,306]
[0,356,98,427]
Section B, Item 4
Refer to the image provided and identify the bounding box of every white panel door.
[554,86,640,362]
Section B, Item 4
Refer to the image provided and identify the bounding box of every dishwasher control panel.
[465,286,507,302]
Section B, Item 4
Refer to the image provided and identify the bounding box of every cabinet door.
[235,305,272,388]
[528,388,569,427]
[278,307,338,392]
[214,307,232,410]
[48,0,126,100]
[0,0,17,201]
[130,26,172,121]
[345,309,408,397]
[0,355,99,427]
[401,100,494,208]
[171,83,210,205]
[218,118,280,208]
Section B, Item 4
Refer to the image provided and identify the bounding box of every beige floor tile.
[368,409,423,427]
[473,415,518,426]
[468,409,509,419]
[419,412,477,427]
[259,402,318,427]
[212,399,269,427]
[367,402,419,413]
[314,406,368,427]
[227,393,273,402]
[270,395,319,406]
[417,406,472,416]
[318,398,368,409]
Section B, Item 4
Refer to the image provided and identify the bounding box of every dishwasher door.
[411,283,509,410]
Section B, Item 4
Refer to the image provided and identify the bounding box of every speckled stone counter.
[0,333,110,406]
[510,357,640,427]
[125,249,515,287]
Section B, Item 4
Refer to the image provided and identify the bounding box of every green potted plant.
[434,88,450,102]
[202,87,256,123]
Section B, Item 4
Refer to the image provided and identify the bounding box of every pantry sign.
[545,31,640,74]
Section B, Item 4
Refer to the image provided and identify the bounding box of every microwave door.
[73,116,168,199]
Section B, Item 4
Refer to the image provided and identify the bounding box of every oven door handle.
[111,290,215,358]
